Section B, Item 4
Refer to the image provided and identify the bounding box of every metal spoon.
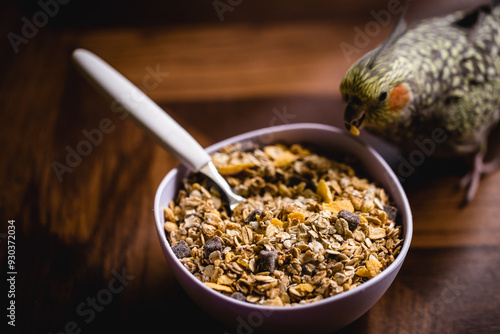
[71,48,245,211]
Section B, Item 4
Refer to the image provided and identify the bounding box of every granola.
[164,143,403,306]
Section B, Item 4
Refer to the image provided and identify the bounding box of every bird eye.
[379,91,388,101]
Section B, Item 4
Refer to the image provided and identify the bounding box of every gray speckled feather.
[341,3,500,157]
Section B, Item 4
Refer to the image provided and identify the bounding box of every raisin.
[338,210,361,230]
[171,240,191,259]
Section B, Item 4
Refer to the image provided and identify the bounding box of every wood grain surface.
[1,0,499,333]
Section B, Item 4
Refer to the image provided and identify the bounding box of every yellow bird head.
[340,52,416,135]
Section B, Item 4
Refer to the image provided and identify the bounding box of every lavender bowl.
[153,123,412,333]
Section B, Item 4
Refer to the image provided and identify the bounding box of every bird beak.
[344,104,366,134]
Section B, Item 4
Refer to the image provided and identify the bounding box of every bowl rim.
[154,122,413,312]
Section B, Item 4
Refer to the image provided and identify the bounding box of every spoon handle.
[71,48,211,172]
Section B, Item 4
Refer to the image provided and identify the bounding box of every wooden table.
[1,0,499,333]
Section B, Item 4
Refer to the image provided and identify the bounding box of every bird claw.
[459,152,500,207]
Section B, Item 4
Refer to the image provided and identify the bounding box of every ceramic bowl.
[154,123,412,334]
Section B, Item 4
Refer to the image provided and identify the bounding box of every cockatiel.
[340,0,500,205]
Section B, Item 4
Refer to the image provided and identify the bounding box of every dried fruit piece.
[366,255,382,277]
[288,212,305,224]
[323,200,354,214]
[218,163,255,175]
[289,283,315,298]
[274,151,297,167]
[264,145,297,167]
[271,218,283,227]
[225,252,236,263]
[338,210,361,231]
[204,237,223,258]
[316,179,333,203]
[171,240,191,259]
[355,255,383,278]
[355,266,370,277]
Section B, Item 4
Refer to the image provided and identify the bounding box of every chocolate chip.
[338,210,360,231]
[230,292,247,302]
[258,249,278,273]
[383,205,398,221]
[204,237,223,258]
[245,209,263,223]
[171,240,191,259]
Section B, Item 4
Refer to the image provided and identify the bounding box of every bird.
[340,0,500,205]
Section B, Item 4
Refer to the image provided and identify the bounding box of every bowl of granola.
[154,123,412,333]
